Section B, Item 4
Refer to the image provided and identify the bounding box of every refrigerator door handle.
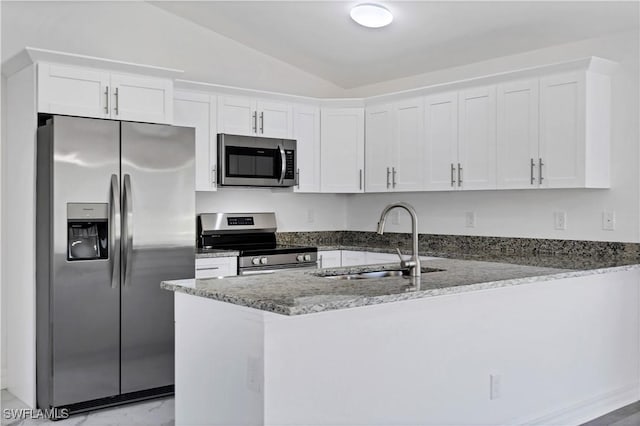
[122,174,134,287]
[110,174,121,289]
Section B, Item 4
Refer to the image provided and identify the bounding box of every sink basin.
[325,270,407,280]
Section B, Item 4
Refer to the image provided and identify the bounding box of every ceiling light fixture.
[350,3,393,28]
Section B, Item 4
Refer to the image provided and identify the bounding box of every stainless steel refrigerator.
[36,115,195,412]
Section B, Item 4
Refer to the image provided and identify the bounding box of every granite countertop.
[196,248,240,258]
[162,255,640,316]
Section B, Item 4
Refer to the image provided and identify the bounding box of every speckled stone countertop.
[162,256,640,316]
[196,248,240,258]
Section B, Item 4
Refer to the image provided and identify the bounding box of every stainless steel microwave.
[218,134,296,187]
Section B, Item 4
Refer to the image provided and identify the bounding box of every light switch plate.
[554,211,567,230]
[465,212,476,228]
[602,211,615,231]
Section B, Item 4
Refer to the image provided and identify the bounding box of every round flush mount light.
[350,3,393,28]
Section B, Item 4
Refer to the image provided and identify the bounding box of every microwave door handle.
[278,144,286,184]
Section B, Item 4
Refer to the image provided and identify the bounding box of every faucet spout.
[376,202,421,278]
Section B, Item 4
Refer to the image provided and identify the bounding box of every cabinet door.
[497,80,539,189]
[458,86,497,190]
[341,251,368,267]
[318,250,342,269]
[539,72,586,188]
[365,252,399,265]
[393,98,425,191]
[195,257,238,278]
[174,91,217,191]
[257,100,292,138]
[424,92,459,190]
[320,108,365,193]
[37,63,110,119]
[365,104,393,192]
[293,105,321,193]
[217,95,256,136]
[110,73,173,124]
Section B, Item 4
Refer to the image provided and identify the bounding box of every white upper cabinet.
[217,95,292,138]
[497,79,540,189]
[293,104,321,193]
[365,104,393,192]
[458,85,497,190]
[539,70,610,188]
[365,98,424,192]
[37,63,174,124]
[174,91,217,191]
[320,107,365,193]
[424,92,459,190]
[394,98,424,191]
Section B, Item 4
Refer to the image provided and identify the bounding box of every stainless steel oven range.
[197,212,317,275]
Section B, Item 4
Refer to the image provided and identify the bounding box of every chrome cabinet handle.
[457,163,462,187]
[359,169,363,190]
[318,255,323,269]
[114,87,119,115]
[392,167,397,188]
[386,167,391,189]
[104,86,110,114]
[212,166,216,185]
[259,111,264,134]
[539,158,544,184]
[252,111,257,133]
[530,158,536,185]
[451,163,456,187]
[278,145,286,184]
[295,168,300,188]
[109,174,120,289]
[122,174,133,287]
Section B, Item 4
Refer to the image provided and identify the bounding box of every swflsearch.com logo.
[2,408,70,421]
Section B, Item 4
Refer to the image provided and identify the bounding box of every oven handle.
[278,144,286,184]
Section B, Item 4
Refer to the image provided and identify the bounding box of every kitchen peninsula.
[162,254,640,426]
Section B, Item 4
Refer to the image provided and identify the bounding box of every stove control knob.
[252,257,261,265]
[296,254,304,262]
[303,254,312,262]
[260,257,268,265]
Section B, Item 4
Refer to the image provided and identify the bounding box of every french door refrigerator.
[36,115,195,412]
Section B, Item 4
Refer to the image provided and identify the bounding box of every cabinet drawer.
[195,257,237,278]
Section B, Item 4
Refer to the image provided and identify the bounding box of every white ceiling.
[150,1,639,89]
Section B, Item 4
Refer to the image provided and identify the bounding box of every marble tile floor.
[1,390,174,426]
[2,389,638,425]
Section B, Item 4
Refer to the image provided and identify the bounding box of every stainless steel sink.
[325,270,407,280]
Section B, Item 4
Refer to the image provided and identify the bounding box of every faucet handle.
[395,247,404,261]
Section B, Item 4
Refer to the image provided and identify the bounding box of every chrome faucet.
[376,202,421,278]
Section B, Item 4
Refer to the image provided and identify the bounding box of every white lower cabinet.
[195,257,237,279]
[174,91,217,191]
[340,251,368,267]
[318,250,342,269]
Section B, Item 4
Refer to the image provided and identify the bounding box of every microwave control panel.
[285,150,295,180]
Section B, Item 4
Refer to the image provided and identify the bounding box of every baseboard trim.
[516,384,640,426]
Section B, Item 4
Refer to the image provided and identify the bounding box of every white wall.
[345,31,640,243]
[0,1,345,98]
[197,190,347,232]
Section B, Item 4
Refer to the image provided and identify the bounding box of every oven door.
[218,134,295,187]
[238,262,317,276]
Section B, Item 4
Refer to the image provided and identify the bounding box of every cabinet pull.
[295,168,300,188]
[392,167,397,188]
[212,166,216,185]
[359,169,363,190]
[539,158,544,184]
[457,163,462,187]
[196,266,220,271]
[104,86,109,114]
[318,255,323,269]
[530,158,536,185]
[386,167,391,189]
[260,111,264,133]
[114,87,119,115]
[451,163,456,187]
[252,111,257,133]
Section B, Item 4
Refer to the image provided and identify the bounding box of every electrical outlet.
[490,374,501,400]
[553,211,567,230]
[602,211,615,231]
[465,211,476,228]
[307,208,315,224]
[391,210,400,225]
